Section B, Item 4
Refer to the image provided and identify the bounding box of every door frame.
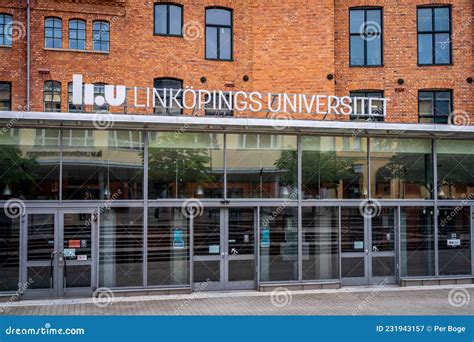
[192,207,257,291]
[21,208,97,299]
[341,206,398,286]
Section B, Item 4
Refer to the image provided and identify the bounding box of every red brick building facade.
[0,0,472,123]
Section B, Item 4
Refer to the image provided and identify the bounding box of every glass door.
[192,208,256,291]
[22,210,96,298]
[341,207,397,286]
[22,210,59,298]
[225,208,256,290]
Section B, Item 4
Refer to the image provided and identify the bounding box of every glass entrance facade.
[0,128,473,297]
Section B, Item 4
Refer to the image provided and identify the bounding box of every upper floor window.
[93,83,109,112]
[154,3,183,36]
[0,14,12,46]
[418,90,452,124]
[349,8,383,66]
[0,82,11,110]
[205,8,232,61]
[417,6,451,65]
[350,90,384,122]
[44,81,61,112]
[93,21,109,52]
[44,17,62,48]
[69,19,86,50]
[153,78,183,115]
[68,82,84,112]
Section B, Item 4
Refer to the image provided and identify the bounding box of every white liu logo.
[72,74,126,107]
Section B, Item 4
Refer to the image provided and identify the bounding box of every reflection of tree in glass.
[148,133,216,187]
[0,134,39,198]
[275,150,354,192]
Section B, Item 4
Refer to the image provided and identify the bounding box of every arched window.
[44,17,62,48]
[93,20,109,52]
[68,82,83,112]
[154,3,183,36]
[69,19,86,50]
[44,81,61,112]
[153,78,183,115]
[0,14,13,46]
[205,7,232,60]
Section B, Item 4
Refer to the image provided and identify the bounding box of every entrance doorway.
[21,209,97,299]
[193,208,256,291]
[341,207,397,285]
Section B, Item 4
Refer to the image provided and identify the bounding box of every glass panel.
[350,36,364,65]
[437,140,474,199]
[367,36,382,65]
[434,7,450,31]
[66,265,91,288]
[438,207,471,275]
[154,5,167,34]
[99,208,143,287]
[341,208,364,253]
[228,260,254,282]
[0,129,60,200]
[417,8,432,32]
[370,138,433,199]
[219,27,232,60]
[27,214,55,261]
[206,27,218,59]
[372,257,395,277]
[63,213,92,261]
[434,33,450,64]
[341,257,365,278]
[349,10,364,34]
[169,5,182,35]
[260,207,298,282]
[302,136,368,199]
[226,134,297,199]
[302,207,339,280]
[366,10,381,29]
[62,130,143,200]
[148,132,224,199]
[194,208,220,256]
[0,213,20,291]
[400,207,435,277]
[228,208,254,255]
[194,261,219,282]
[206,9,231,26]
[147,208,189,286]
[418,34,433,64]
[371,208,395,252]
[28,266,51,289]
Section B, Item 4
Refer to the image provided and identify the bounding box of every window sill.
[0,45,12,49]
[44,47,109,55]
[349,64,384,68]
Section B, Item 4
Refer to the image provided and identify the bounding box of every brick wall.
[0,0,472,124]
